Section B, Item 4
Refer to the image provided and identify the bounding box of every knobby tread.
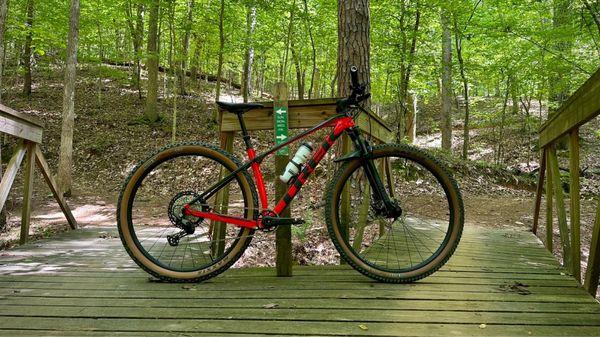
[324,143,465,283]
[117,141,259,283]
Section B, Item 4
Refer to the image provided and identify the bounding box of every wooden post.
[548,146,572,270]
[34,146,77,229]
[569,129,581,282]
[19,141,35,244]
[274,82,292,277]
[584,201,600,295]
[211,131,234,257]
[532,149,546,234]
[545,149,553,252]
[339,135,351,264]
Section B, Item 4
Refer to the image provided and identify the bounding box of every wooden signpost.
[217,90,393,276]
[0,104,77,244]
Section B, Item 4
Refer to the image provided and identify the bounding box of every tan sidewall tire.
[326,144,464,282]
[117,143,256,282]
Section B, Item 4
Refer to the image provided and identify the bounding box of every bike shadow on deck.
[0,225,599,336]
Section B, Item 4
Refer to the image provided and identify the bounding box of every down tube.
[272,129,341,215]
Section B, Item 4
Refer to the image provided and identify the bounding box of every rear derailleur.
[166,191,207,246]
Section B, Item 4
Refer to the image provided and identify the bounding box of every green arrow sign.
[274,106,289,155]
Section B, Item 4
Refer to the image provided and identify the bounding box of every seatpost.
[237,113,253,149]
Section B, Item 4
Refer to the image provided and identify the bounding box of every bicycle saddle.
[216,101,264,114]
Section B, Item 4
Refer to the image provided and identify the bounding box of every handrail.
[532,67,600,296]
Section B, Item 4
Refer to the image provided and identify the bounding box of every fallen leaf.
[263,303,279,309]
[358,324,368,330]
[479,324,487,329]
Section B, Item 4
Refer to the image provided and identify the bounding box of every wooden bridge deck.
[0,225,599,336]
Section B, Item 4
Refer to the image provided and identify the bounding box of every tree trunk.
[496,77,510,165]
[454,17,470,159]
[548,0,573,112]
[403,3,420,143]
[56,0,81,196]
[144,0,160,123]
[22,0,34,97]
[280,0,296,82]
[214,0,225,113]
[303,0,317,99]
[0,0,8,102]
[337,0,370,97]
[242,5,256,103]
[440,7,453,151]
[179,0,194,95]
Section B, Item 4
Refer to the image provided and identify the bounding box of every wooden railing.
[217,87,393,276]
[532,68,600,295]
[0,104,77,243]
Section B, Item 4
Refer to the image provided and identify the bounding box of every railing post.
[19,141,35,244]
[273,82,292,277]
[548,145,572,270]
[569,129,581,282]
[532,149,547,234]
[584,200,600,295]
[545,148,553,252]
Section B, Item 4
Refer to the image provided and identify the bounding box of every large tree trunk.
[337,0,370,97]
[22,0,34,97]
[440,7,453,151]
[242,5,256,102]
[402,2,420,143]
[214,0,225,111]
[56,0,80,196]
[144,0,160,123]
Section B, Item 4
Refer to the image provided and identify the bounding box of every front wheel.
[325,144,464,283]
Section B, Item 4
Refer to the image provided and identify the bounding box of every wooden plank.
[19,142,35,244]
[274,82,292,277]
[584,200,600,295]
[0,113,43,143]
[547,146,571,269]
[532,149,546,234]
[219,97,393,143]
[4,317,600,337]
[33,146,77,229]
[569,129,581,282]
[0,141,26,211]
[0,103,43,127]
[539,68,600,147]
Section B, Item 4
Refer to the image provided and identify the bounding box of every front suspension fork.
[346,128,400,217]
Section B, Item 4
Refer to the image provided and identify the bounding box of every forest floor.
[0,64,598,286]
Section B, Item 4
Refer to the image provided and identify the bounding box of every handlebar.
[336,65,370,114]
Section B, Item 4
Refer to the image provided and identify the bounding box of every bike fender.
[333,150,363,163]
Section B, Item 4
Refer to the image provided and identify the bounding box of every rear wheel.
[326,144,464,283]
[117,143,257,282]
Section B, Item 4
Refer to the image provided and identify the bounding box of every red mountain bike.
[117,67,464,283]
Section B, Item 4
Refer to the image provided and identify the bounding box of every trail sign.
[274,106,289,155]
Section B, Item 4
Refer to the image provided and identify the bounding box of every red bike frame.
[183,114,356,230]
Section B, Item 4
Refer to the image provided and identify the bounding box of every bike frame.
[183,113,366,230]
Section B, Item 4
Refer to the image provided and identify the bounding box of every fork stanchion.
[273,82,292,277]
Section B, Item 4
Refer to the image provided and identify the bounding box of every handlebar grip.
[350,66,359,88]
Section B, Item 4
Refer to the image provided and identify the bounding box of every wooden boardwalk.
[0,225,599,336]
